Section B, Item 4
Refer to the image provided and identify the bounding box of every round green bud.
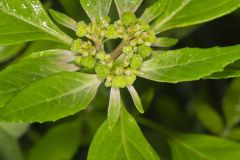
[105,81,112,87]
[76,21,87,37]
[106,25,120,39]
[115,67,124,75]
[121,12,137,26]
[125,75,136,86]
[71,39,82,53]
[138,45,152,59]
[138,19,150,30]
[146,30,157,43]
[75,56,82,66]
[96,51,106,61]
[130,54,143,69]
[112,76,127,88]
[122,46,133,56]
[81,56,96,69]
[95,64,111,79]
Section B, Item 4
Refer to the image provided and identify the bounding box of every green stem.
[110,41,126,59]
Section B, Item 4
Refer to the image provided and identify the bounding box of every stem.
[110,41,126,59]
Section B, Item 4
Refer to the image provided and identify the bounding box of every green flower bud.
[138,19,150,30]
[125,75,136,86]
[96,51,106,60]
[138,45,152,59]
[81,56,96,69]
[95,64,111,79]
[130,54,143,69]
[146,30,157,43]
[106,25,120,39]
[112,76,127,88]
[115,67,124,75]
[122,46,133,56]
[121,12,137,26]
[105,81,112,87]
[71,39,82,53]
[75,56,82,66]
[76,21,87,37]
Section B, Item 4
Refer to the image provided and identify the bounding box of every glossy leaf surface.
[0,72,101,122]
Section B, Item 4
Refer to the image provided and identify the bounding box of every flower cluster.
[71,12,156,88]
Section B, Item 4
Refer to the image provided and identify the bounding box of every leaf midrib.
[0,7,72,45]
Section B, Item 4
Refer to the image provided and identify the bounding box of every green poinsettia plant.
[1,0,240,159]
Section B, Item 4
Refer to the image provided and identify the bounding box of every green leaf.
[141,0,168,23]
[153,37,178,48]
[228,127,240,141]
[0,122,29,139]
[0,50,77,108]
[168,133,240,160]
[80,0,112,19]
[88,108,160,160]
[108,87,121,129]
[0,72,101,122]
[0,128,22,160]
[206,60,240,79]
[114,0,143,16]
[0,0,73,45]
[127,85,144,113]
[49,9,77,31]
[140,45,240,83]
[0,44,25,63]
[29,121,81,160]
[151,0,240,33]
[223,79,240,128]
[195,101,224,134]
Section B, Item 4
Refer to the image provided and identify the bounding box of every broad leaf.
[0,44,25,63]
[153,37,178,48]
[29,121,82,160]
[0,128,22,160]
[108,87,121,129]
[195,101,224,134]
[140,45,240,83]
[0,72,101,122]
[127,85,144,113]
[0,50,77,108]
[141,0,168,23]
[206,60,240,79]
[168,133,240,160]
[80,0,112,19]
[49,9,77,31]
[223,79,240,128]
[228,127,240,141]
[114,0,143,16]
[0,0,72,45]
[151,0,240,33]
[88,108,160,160]
[0,122,29,138]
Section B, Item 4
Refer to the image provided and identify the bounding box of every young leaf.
[0,50,77,108]
[195,101,224,134]
[49,9,77,31]
[108,87,121,129]
[152,37,178,48]
[0,128,22,160]
[0,72,101,122]
[0,0,73,45]
[114,0,143,16]
[0,122,29,139]
[29,121,82,160]
[223,79,240,128]
[151,0,240,33]
[139,45,240,83]
[0,44,25,63]
[141,0,168,23]
[127,85,144,113]
[88,108,160,160]
[80,0,112,19]
[168,133,240,160]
